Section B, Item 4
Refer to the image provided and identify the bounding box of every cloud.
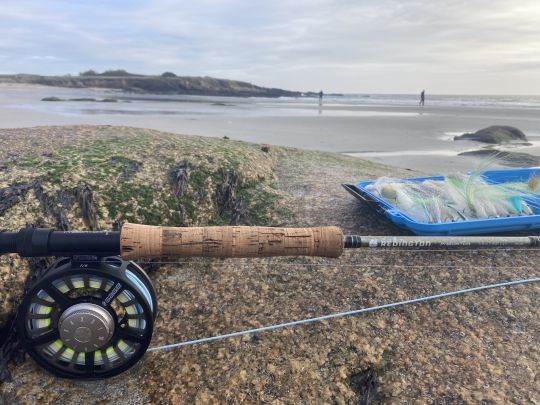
[28,55,63,61]
[0,0,538,94]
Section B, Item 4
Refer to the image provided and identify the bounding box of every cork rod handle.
[120,223,344,259]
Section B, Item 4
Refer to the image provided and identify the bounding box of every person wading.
[419,89,425,107]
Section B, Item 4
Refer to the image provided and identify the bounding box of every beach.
[1,84,539,173]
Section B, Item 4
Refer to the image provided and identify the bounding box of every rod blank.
[344,235,540,249]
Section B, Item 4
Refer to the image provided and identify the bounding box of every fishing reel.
[17,255,157,379]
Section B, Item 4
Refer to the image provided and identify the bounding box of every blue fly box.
[343,168,540,235]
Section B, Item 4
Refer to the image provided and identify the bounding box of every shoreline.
[1,84,540,173]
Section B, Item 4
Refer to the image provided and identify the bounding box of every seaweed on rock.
[75,185,99,230]
[169,160,189,199]
[168,160,190,225]
[0,254,53,382]
[216,169,250,225]
[349,368,378,405]
[0,184,32,216]
[32,180,72,231]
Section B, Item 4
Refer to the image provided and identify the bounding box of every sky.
[0,0,539,94]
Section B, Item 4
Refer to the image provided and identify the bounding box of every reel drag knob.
[58,303,115,353]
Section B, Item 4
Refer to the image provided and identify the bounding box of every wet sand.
[1,84,540,173]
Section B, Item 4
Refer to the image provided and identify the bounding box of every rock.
[68,98,96,102]
[261,145,270,153]
[40,97,63,102]
[2,125,538,403]
[454,126,527,144]
[458,149,540,167]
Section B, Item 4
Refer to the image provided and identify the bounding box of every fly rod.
[1,223,539,380]
[2,223,539,259]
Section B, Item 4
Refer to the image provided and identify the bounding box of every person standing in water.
[419,89,425,107]
[318,90,323,107]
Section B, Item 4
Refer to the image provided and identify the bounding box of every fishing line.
[21,258,528,268]
[127,247,540,265]
[5,249,535,266]
[140,246,538,263]
[135,261,534,270]
[147,276,540,353]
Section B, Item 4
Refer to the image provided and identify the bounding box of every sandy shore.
[1,84,540,173]
[0,126,539,403]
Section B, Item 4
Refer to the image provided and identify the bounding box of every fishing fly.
[1,223,539,379]
[364,173,540,223]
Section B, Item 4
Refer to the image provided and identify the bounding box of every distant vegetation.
[0,69,305,98]
[80,69,98,76]
[80,69,138,77]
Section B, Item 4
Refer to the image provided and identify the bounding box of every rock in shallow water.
[454,125,527,144]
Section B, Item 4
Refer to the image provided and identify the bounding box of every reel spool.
[17,256,157,379]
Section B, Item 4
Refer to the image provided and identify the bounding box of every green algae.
[3,127,287,229]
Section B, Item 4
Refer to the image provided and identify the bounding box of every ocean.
[285,93,540,110]
[1,84,539,173]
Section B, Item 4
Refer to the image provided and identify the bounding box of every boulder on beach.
[69,97,96,102]
[40,96,63,102]
[454,125,527,144]
[1,126,539,403]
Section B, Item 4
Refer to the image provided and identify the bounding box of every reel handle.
[120,223,344,259]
